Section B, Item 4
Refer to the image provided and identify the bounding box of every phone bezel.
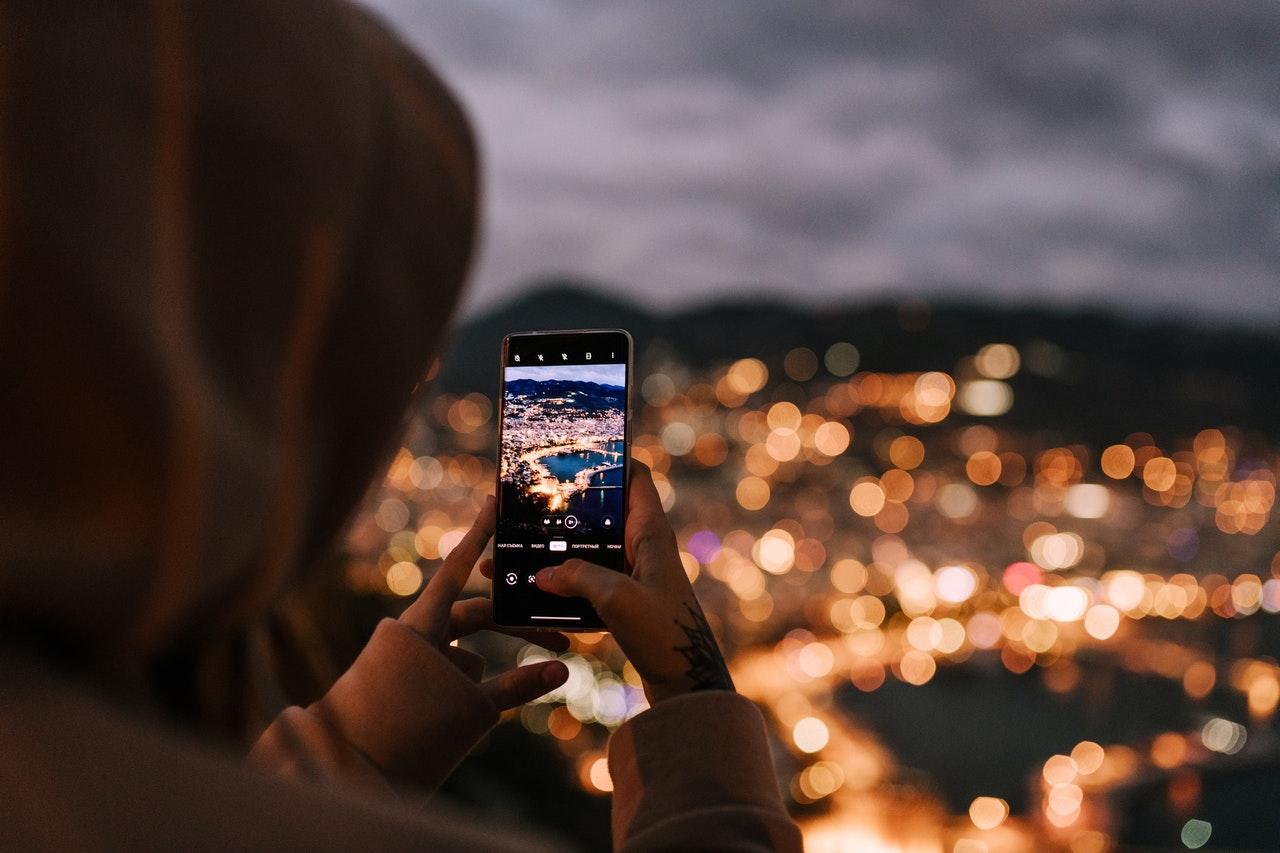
[491,328,633,631]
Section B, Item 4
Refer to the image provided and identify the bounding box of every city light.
[349,333,1280,851]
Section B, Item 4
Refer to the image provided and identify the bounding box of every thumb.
[481,660,569,711]
[536,559,633,616]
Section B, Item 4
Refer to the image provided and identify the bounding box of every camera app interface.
[495,332,628,626]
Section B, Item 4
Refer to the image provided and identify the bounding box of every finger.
[626,461,681,582]
[448,597,497,638]
[477,557,494,580]
[442,644,485,682]
[481,660,569,711]
[430,495,496,599]
[536,559,635,618]
[401,496,495,639]
[448,598,570,652]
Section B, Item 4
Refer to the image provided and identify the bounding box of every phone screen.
[492,329,631,629]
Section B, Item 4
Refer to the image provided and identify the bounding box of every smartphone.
[492,329,633,630]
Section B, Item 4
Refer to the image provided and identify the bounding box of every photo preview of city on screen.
[500,363,626,536]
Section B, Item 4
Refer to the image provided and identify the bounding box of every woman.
[0,2,800,850]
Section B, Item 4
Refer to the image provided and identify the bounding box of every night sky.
[362,1,1280,325]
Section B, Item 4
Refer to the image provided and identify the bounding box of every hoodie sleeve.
[607,692,803,852]
[251,618,498,794]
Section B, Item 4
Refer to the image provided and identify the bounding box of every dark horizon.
[476,278,1280,334]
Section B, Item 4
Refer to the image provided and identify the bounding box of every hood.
[0,2,477,670]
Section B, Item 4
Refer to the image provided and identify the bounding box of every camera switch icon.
[504,572,518,586]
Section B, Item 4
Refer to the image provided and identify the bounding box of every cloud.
[361,0,1280,324]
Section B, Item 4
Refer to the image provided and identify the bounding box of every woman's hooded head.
[0,3,477,674]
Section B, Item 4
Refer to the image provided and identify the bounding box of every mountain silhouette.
[433,279,1280,444]
[504,378,625,412]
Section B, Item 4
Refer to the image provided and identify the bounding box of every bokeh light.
[351,323,1280,852]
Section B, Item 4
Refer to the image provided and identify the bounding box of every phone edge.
[490,329,632,632]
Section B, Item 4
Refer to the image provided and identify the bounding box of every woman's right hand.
[533,461,733,706]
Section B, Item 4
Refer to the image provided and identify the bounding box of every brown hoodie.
[0,2,800,850]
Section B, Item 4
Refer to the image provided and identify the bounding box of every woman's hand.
[398,496,570,710]
[534,461,733,705]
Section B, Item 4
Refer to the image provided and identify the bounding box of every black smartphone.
[492,329,633,630]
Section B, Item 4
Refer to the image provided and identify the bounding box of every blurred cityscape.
[337,287,1280,852]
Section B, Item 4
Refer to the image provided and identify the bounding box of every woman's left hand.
[398,496,570,709]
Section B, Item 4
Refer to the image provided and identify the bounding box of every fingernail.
[543,661,568,687]
[536,566,556,584]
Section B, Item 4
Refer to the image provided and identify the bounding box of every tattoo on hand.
[673,603,734,692]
